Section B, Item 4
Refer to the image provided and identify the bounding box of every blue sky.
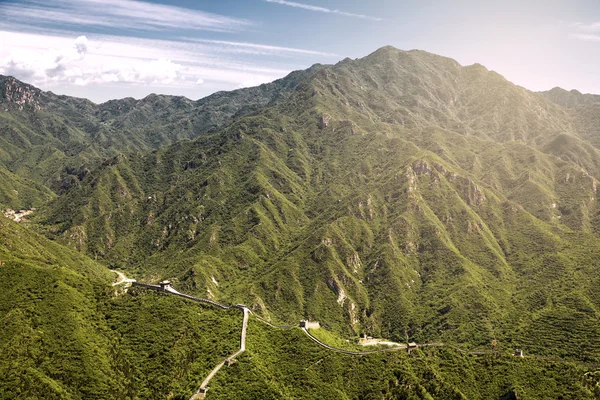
[1,0,599,103]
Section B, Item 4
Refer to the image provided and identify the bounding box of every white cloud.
[572,22,600,33]
[569,33,600,42]
[0,33,185,88]
[237,78,270,89]
[0,30,312,99]
[569,21,600,43]
[184,38,337,57]
[74,35,88,55]
[1,34,90,83]
[264,0,382,21]
[0,0,339,102]
[0,0,251,33]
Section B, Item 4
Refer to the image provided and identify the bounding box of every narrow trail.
[252,314,293,330]
[132,280,442,399]
[165,286,230,310]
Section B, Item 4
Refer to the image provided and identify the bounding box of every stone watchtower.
[514,349,524,357]
[159,280,173,291]
[299,320,320,329]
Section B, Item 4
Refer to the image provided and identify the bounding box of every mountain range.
[2,46,600,399]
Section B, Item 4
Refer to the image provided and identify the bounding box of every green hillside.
[0,67,319,206]
[0,165,54,209]
[0,215,242,399]
[34,47,600,364]
[3,45,600,398]
[210,318,598,399]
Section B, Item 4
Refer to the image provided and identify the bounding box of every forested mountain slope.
[0,66,320,206]
[0,214,247,399]
[32,47,600,363]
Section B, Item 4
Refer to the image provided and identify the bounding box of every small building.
[191,387,208,399]
[159,280,172,290]
[299,320,320,329]
[514,349,524,357]
[407,342,418,354]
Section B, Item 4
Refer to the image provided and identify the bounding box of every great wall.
[115,274,424,399]
[113,271,600,399]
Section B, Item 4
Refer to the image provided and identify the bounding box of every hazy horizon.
[1,0,599,103]
[3,45,596,106]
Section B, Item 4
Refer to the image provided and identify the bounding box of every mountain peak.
[0,75,43,111]
[374,45,402,53]
[360,46,463,72]
[540,86,600,108]
[3,45,600,400]
[363,45,406,60]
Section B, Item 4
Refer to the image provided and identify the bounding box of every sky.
[1,0,599,103]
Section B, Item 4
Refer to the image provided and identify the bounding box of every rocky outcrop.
[412,160,432,175]
[1,76,42,111]
[346,252,362,273]
[318,114,331,129]
[357,194,375,219]
[460,178,486,206]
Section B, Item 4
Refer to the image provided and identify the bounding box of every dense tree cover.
[31,48,600,363]
[0,215,241,399]
[0,67,318,205]
[2,46,600,398]
[1,213,599,398]
[208,317,598,399]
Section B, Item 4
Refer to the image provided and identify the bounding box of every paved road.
[165,286,230,310]
[252,315,293,329]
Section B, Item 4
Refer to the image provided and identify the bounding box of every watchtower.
[299,320,320,329]
[407,342,418,354]
[191,387,208,399]
[159,280,172,291]
[514,349,524,357]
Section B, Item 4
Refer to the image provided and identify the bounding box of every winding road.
[131,280,441,399]
[165,286,230,310]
